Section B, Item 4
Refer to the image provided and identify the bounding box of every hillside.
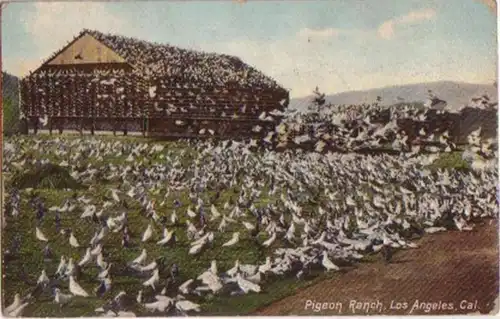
[290,81,498,111]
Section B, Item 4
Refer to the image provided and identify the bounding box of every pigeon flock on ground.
[2,98,498,317]
[259,95,497,160]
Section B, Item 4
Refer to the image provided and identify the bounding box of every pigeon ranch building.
[20,29,289,138]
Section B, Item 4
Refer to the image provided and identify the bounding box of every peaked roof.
[39,29,284,90]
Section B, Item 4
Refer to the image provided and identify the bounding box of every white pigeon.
[210,260,218,275]
[189,243,204,255]
[89,232,99,247]
[69,276,89,297]
[69,232,80,248]
[37,269,49,285]
[190,232,211,247]
[242,221,255,230]
[226,260,240,277]
[5,293,22,314]
[240,263,258,276]
[454,216,474,231]
[322,252,340,271]
[160,286,167,295]
[210,205,221,221]
[144,296,173,312]
[36,227,48,242]
[54,288,73,306]
[91,243,103,256]
[262,232,276,247]
[157,228,174,245]
[171,211,178,224]
[218,218,228,232]
[246,271,262,284]
[143,300,168,313]
[197,271,223,293]
[139,261,158,272]
[98,263,112,279]
[178,279,194,295]
[186,221,198,240]
[118,311,136,317]
[136,290,143,304]
[142,224,153,242]
[6,301,29,317]
[131,249,148,265]
[81,205,97,219]
[142,268,160,290]
[148,86,157,98]
[258,257,272,273]
[78,248,92,267]
[55,256,67,276]
[65,258,75,276]
[424,226,447,234]
[236,273,261,293]
[175,298,201,313]
[39,115,48,126]
[110,188,121,202]
[186,208,197,218]
[222,232,240,247]
[96,252,107,269]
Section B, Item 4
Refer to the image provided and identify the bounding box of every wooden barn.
[20,29,289,138]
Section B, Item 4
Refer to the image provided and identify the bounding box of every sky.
[1,0,497,98]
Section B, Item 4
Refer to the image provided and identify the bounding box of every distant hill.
[290,81,498,112]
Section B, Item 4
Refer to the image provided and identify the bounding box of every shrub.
[10,163,83,190]
[429,152,470,171]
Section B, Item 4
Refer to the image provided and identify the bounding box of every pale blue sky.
[2,0,497,97]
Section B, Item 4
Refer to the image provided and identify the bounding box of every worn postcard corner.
[0,0,498,317]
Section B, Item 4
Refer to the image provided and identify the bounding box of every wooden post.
[33,117,38,135]
[91,82,95,136]
[22,118,28,134]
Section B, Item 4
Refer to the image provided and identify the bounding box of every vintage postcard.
[1,0,498,317]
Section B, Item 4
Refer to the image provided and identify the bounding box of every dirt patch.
[254,219,499,316]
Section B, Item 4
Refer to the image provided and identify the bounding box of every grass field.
[2,135,343,316]
[0,134,485,316]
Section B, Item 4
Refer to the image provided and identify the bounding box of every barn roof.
[41,29,285,90]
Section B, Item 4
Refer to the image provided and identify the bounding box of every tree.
[2,72,21,135]
[310,86,326,113]
[3,97,20,136]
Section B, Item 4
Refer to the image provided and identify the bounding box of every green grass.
[2,181,345,316]
[2,136,343,316]
[2,135,472,317]
[429,151,470,171]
